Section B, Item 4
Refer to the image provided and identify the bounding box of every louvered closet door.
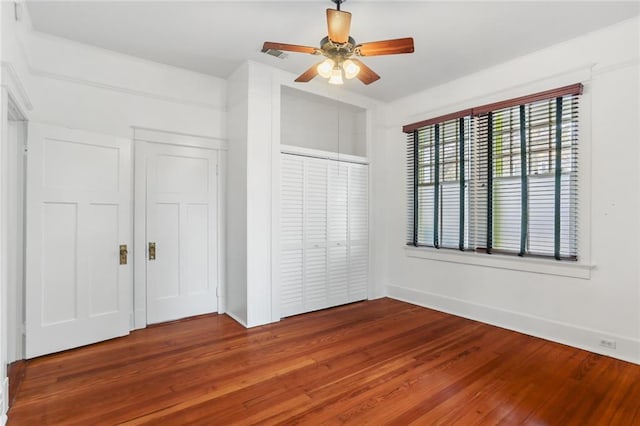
[349,163,369,300]
[280,155,305,317]
[303,158,329,312]
[327,161,349,306]
[280,153,369,318]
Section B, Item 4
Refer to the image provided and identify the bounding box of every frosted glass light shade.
[342,59,360,79]
[317,59,335,78]
[328,67,344,85]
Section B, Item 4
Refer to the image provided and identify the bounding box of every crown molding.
[1,61,34,111]
[28,66,225,112]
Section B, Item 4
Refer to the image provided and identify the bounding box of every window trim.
[404,245,594,280]
[402,84,583,132]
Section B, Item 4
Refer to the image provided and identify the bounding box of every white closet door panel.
[280,154,305,316]
[328,245,349,305]
[279,153,369,318]
[281,155,304,249]
[280,248,304,317]
[349,243,368,300]
[304,247,327,311]
[304,158,327,246]
[349,163,369,244]
[328,161,348,244]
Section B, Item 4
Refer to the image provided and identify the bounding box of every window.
[405,84,582,260]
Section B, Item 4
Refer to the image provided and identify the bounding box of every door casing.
[4,97,27,363]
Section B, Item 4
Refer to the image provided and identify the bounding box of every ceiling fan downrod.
[331,0,345,11]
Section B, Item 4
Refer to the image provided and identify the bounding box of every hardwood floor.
[8,298,640,425]
[7,360,26,408]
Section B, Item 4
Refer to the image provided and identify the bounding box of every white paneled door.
[140,142,219,324]
[25,124,131,358]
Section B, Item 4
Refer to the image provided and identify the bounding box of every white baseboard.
[225,310,248,328]
[387,284,640,365]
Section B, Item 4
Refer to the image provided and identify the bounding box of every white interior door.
[142,142,219,324]
[25,124,131,358]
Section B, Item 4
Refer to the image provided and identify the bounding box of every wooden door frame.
[132,128,227,330]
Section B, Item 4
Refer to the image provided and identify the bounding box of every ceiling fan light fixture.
[328,66,344,85]
[263,0,414,86]
[342,59,360,79]
[317,58,335,78]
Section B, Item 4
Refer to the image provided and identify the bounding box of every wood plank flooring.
[8,298,640,425]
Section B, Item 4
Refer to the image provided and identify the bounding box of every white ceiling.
[25,1,640,102]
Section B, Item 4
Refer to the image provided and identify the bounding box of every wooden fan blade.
[294,62,323,83]
[326,9,351,43]
[350,59,380,85]
[357,37,414,56]
[262,42,318,55]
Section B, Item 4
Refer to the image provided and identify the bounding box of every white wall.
[376,17,640,363]
[8,21,226,139]
[1,1,228,355]
[245,63,275,327]
[226,63,249,325]
[281,86,366,156]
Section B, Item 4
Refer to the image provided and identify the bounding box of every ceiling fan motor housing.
[320,36,357,63]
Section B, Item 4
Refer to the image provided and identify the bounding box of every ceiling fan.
[261,0,414,86]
